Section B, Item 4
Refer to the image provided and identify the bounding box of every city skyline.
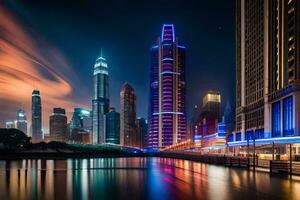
[0,1,235,132]
[0,1,300,199]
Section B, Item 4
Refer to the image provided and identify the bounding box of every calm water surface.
[0,157,300,200]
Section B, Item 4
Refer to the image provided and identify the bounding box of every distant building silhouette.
[136,117,148,148]
[5,121,14,129]
[31,90,42,142]
[16,108,27,135]
[69,108,92,143]
[120,82,137,147]
[50,108,67,142]
[105,107,120,144]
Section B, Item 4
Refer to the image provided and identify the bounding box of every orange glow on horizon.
[0,5,90,132]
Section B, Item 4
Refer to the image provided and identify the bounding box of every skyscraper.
[136,117,148,148]
[148,24,187,149]
[92,51,109,144]
[120,82,137,147]
[16,108,27,135]
[105,107,120,144]
[233,0,300,142]
[50,108,67,142]
[31,89,42,142]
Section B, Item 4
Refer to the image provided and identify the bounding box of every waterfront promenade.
[158,151,300,176]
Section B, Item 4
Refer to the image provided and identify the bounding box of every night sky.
[1,0,235,131]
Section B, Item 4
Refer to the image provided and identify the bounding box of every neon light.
[228,136,300,147]
[162,58,173,61]
[178,45,186,49]
[94,62,108,68]
[96,56,106,61]
[94,69,108,75]
[171,24,175,42]
[153,112,183,115]
[160,71,179,75]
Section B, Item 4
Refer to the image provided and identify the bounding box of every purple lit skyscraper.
[147,24,187,148]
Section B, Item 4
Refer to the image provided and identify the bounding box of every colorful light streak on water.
[0,157,300,200]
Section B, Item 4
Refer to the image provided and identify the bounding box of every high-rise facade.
[31,89,42,142]
[92,52,109,144]
[148,24,187,148]
[233,0,300,143]
[105,107,120,144]
[16,108,27,135]
[136,117,148,148]
[120,82,137,147]
[50,108,67,142]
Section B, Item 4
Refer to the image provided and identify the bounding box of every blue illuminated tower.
[147,24,187,148]
[92,50,109,144]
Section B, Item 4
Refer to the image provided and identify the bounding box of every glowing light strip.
[160,71,179,75]
[162,58,173,61]
[178,45,186,49]
[171,24,175,42]
[153,112,184,115]
[94,69,108,75]
[228,136,300,147]
[96,56,106,61]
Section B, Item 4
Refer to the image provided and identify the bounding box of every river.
[0,157,299,200]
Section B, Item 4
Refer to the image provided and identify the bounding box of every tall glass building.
[105,107,120,144]
[147,24,187,149]
[92,52,109,144]
[31,89,42,142]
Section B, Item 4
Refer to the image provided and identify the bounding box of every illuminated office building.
[15,108,27,135]
[31,89,42,142]
[92,51,109,144]
[49,108,67,142]
[232,0,300,146]
[148,24,187,148]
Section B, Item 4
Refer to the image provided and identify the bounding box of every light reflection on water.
[0,157,300,200]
